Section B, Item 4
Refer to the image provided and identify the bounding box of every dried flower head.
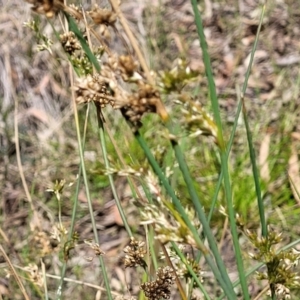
[141,204,197,246]
[267,283,291,300]
[140,266,175,300]
[25,0,64,18]
[74,74,114,107]
[50,223,68,243]
[68,4,83,20]
[84,240,105,256]
[176,255,204,283]
[145,171,162,202]
[60,32,81,55]
[178,95,218,141]
[123,237,147,268]
[244,227,300,299]
[159,58,199,93]
[88,5,117,26]
[32,231,52,256]
[46,179,66,201]
[24,264,43,287]
[119,55,138,80]
[118,83,166,131]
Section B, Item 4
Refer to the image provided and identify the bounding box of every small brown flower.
[67,4,83,21]
[60,32,81,55]
[123,237,147,268]
[24,264,43,287]
[88,5,117,26]
[84,240,105,256]
[140,266,175,300]
[32,231,52,256]
[25,0,64,18]
[119,82,167,131]
[119,55,138,79]
[74,74,114,108]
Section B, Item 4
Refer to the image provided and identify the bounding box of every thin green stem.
[190,0,249,298]
[191,107,243,295]
[97,116,133,237]
[57,87,112,300]
[168,133,235,297]
[239,5,267,237]
[135,131,236,299]
[57,104,89,295]
[147,227,158,271]
[172,243,211,300]
[216,239,300,299]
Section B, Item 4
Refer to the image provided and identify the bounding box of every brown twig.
[109,0,152,83]
[3,44,41,231]
[0,245,30,300]
[109,0,169,121]
[160,242,188,300]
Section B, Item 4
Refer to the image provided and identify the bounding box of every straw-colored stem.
[57,101,90,295]
[109,0,152,82]
[160,243,187,300]
[56,65,112,300]
[0,246,30,300]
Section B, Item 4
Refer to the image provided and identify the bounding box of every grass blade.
[239,4,267,237]
[97,119,133,237]
[168,130,235,297]
[135,131,236,299]
[190,0,249,298]
[65,13,101,72]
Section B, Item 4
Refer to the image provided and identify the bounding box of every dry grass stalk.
[0,246,30,300]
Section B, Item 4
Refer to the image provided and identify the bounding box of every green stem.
[190,0,249,298]
[135,131,236,299]
[57,105,89,296]
[172,243,211,300]
[169,132,235,296]
[239,5,267,237]
[97,113,133,237]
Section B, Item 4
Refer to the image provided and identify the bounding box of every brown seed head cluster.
[88,5,117,26]
[140,266,175,300]
[25,0,64,18]
[177,256,203,282]
[68,4,83,21]
[60,32,81,55]
[123,237,147,268]
[32,231,53,256]
[74,61,167,130]
[69,32,168,130]
[74,74,114,108]
[119,55,138,80]
[84,240,105,256]
[120,83,161,130]
[24,264,44,287]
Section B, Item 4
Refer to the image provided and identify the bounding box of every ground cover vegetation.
[1,0,300,299]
